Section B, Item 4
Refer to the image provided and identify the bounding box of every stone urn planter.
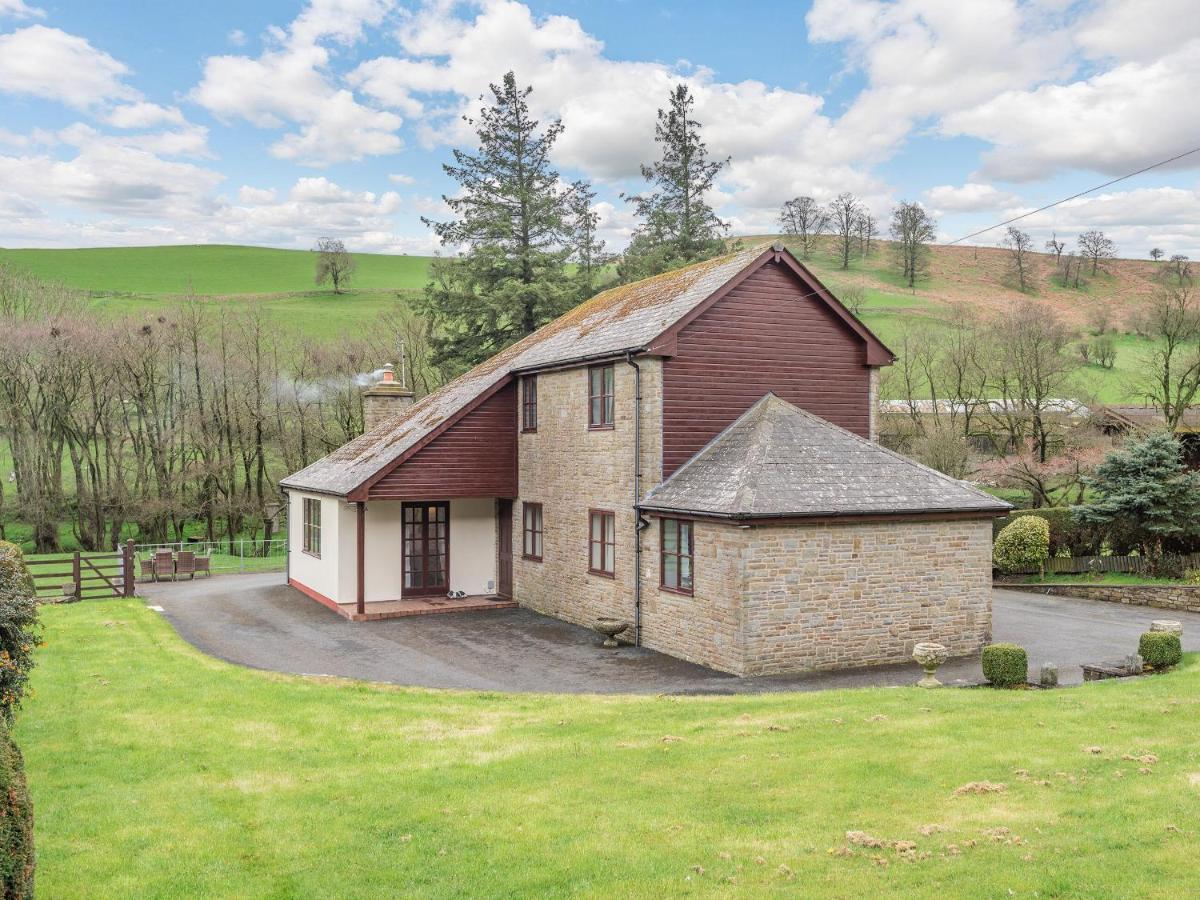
[595,617,630,648]
[912,641,950,688]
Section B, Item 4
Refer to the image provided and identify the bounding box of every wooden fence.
[1017,552,1200,576]
[24,540,136,600]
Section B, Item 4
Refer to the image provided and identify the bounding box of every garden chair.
[154,549,175,582]
[176,550,196,580]
[194,555,212,577]
[139,556,159,583]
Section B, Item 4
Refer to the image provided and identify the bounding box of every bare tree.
[1059,250,1086,290]
[1138,280,1200,430]
[314,237,358,294]
[1002,226,1036,293]
[1165,254,1192,287]
[855,211,877,258]
[889,201,936,288]
[1044,232,1065,266]
[778,196,827,259]
[1077,230,1115,275]
[826,193,862,270]
[1150,247,1165,261]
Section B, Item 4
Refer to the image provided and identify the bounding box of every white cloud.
[926,182,1019,213]
[0,0,44,19]
[226,29,246,47]
[942,42,1200,181]
[1076,0,1200,63]
[191,0,403,166]
[0,25,136,109]
[388,172,415,185]
[106,102,186,129]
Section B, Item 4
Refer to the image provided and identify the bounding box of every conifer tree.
[619,84,729,281]
[565,180,609,296]
[419,72,583,371]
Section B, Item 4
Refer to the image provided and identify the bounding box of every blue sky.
[0,0,1196,257]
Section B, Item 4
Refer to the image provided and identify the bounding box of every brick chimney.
[362,364,414,432]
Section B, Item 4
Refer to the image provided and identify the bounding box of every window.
[660,518,694,594]
[522,375,538,432]
[522,502,543,561]
[588,364,614,428]
[588,509,615,576]
[302,497,321,557]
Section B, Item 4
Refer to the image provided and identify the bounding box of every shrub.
[1138,632,1182,669]
[0,724,34,899]
[993,516,1050,575]
[994,507,1104,557]
[0,542,39,723]
[982,643,1028,687]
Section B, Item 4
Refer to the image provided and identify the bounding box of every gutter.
[625,351,649,645]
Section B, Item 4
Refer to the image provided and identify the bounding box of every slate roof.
[640,393,1011,519]
[282,244,771,496]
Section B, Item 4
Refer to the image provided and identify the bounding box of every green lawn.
[16,600,1200,898]
[1015,571,1193,586]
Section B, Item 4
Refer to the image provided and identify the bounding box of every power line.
[946,145,1200,245]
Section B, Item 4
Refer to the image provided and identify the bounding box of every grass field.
[16,599,1200,898]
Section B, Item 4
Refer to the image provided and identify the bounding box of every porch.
[287,494,515,619]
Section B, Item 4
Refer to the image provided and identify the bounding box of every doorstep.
[334,594,518,621]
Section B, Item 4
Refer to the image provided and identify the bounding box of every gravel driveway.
[138,574,1200,694]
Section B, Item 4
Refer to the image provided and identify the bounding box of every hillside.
[0,238,1171,402]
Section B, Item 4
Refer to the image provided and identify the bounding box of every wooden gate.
[24,540,136,601]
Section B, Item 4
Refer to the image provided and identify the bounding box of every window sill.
[587,424,615,431]
[302,550,322,560]
[588,568,616,579]
[522,554,543,563]
[659,584,694,597]
[521,427,538,434]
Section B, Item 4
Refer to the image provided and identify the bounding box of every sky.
[0,0,1197,258]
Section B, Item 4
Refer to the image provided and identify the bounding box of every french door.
[402,502,449,597]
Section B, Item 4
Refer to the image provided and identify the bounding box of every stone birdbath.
[912,641,950,688]
[595,617,630,649]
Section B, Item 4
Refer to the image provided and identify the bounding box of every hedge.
[992,507,1104,557]
[1138,632,1183,669]
[0,542,39,723]
[982,643,1028,687]
[0,724,33,899]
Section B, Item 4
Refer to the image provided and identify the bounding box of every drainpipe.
[281,489,290,584]
[625,351,649,645]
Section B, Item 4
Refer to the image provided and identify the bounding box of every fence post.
[72,551,82,601]
[123,540,136,597]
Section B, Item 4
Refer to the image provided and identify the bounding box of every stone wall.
[513,359,662,634]
[737,518,993,676]
[1017,583,1200,614]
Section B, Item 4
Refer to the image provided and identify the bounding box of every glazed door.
[402,502,449,597]
[496,499,513,598]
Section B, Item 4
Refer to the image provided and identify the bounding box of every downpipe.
[626,351,649,645]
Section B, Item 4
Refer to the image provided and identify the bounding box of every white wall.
[288,491,344,603]
[450,498,497,596]
[363,501,404,601]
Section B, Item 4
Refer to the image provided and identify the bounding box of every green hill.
[0,244,432,295]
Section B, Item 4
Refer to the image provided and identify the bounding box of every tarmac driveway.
[139,574,1200,694]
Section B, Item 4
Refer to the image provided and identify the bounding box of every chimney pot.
[362,362,414,433]
[380,364,395,384]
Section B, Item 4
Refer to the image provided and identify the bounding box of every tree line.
[0,266,440,553]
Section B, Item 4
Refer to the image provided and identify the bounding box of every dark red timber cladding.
[662,259,871,476]
[367,380,517,499]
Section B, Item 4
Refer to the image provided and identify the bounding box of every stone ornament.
[1039,663,1059,688]
[595,617,631,648]
[912,641,950,688]
[1150,620,1183,637]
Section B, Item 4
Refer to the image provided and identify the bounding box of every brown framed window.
[302,497,321,557]
[660,518,693,594]
[588,509,615,576]
[522,375,538,432]
[588,364,614,428]
[522,502,543,561]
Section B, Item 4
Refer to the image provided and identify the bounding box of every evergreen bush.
[993,516,1050,575]
[0,542,40,722]
[982,643,1028,687]
[0,724,34,899]
[1138,632,1182,669]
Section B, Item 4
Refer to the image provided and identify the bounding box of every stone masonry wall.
[638,518,746,673]
[513,359,662,634]
[1019,584,1200,614]
[738,518,993,676]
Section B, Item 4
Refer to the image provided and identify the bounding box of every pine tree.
[419,72,582,371]
[565,180,610,296]
[619,84,729,281]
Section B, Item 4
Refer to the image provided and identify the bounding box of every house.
[281,244,1010,676]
